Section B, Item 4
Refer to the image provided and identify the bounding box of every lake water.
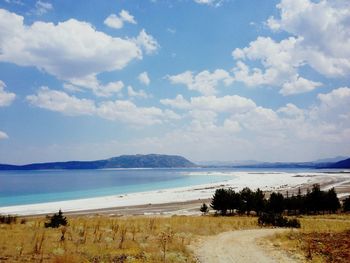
[0,167,317,207]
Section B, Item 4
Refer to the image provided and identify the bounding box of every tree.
[239,187,254,215]
[211,188,230,215]
[253,188,265,216]
[45,209,68,228]
[227,189,240,214]
[296,187,304,214]
[325,188,340,213]
[307,184,323,214]
[267,192,284,214]
[343,196,350,212]
[200,203,209,215]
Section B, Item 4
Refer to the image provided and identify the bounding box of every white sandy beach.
[1,171,350,216]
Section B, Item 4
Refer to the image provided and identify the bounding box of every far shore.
[1,171,350,217]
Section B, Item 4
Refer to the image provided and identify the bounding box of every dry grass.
[267,214,350,263]
[0,215,257,262]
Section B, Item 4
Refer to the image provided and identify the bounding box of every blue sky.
[0,0,349,164]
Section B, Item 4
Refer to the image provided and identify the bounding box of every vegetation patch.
[45,209,68,228]
[0,215,257,262]
[209,184,341,216]
[267,214,350,262]
[300,230,350,262]
[0,214,17,224]
[258,213,300,228]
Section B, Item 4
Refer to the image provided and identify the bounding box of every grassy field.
[267,214,350,263]
[0,214,257,262]
[1,213,350,262]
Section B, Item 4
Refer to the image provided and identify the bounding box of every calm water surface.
[0,168,234,206]
[0,167,319,206]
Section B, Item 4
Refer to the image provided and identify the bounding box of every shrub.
[200,203,209,215]
[343,196,350,212]
[258,213,300,228]
[0,215,17,224]
[45,209,68,228]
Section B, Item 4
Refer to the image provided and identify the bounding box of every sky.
[0,0,349,164]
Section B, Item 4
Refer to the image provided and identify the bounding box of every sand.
[1,171,350,216]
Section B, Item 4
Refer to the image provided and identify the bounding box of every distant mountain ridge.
[200,157,350,169]
[313,156,348,163]
[327,158,350,169]
[0,154,196,170]
[1,155,349,170]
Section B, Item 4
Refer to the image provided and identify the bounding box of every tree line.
[207,184,342,216]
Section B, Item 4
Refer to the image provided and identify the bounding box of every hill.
[0,154,196,170]
[327,158,350,169]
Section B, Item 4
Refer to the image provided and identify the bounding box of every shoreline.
[1,171,350,216]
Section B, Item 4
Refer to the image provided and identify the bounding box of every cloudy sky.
[0,0,349,164]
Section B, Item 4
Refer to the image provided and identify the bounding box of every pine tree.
[325,188,340,213]
[343,196,350,212]
[253,188,265,216]
[211,188,229,215]
[239,187,254,215]
[45,209,68,228]
[267,192,284,214]
[200,203,209,215]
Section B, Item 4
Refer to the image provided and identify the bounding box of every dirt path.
[190,228,299,263]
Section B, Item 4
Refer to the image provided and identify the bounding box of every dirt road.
[191,228,299,263]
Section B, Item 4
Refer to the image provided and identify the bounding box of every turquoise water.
[0,167,323,207]
[0,168,238,206]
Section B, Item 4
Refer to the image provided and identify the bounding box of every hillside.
[328,158,350,169]
[0,154,195,170]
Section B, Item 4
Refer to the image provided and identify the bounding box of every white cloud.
[193,0,224,7]
[266,0,350,78]
[167,28,176,34]
[23,85,350,161]
[167,69,233,95]
[277,103,304,118]
[280,76,322,95]
[127,86,149,99]
[119,10,136,24]
[0,130,9,140]
[232,0,350,95]
[190,95,256,113]
[104,14,123,29]
[0,9,159,96]
[26,87,96,116]
[96,81,124,97]
[134,29,159,55]
[161,94,256,113]
[0,80,16,107]
[67,75,124,97]
[232,37,302,88]
[63,83,83,93]
[157,85,350,160]
[27,87,177,126]
[98,100,158,125]
[104,9,136,29]
[4,0,24,5]
[161,94,191,110]
[194,0,212,4]
[34,1,53,15]
[313,87,350,122]
[138,71,150,85]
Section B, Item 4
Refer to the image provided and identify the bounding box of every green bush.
[0,215,17,224]
[44,209,68,228]
[258,213,300,228]
[200,203,209,215]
